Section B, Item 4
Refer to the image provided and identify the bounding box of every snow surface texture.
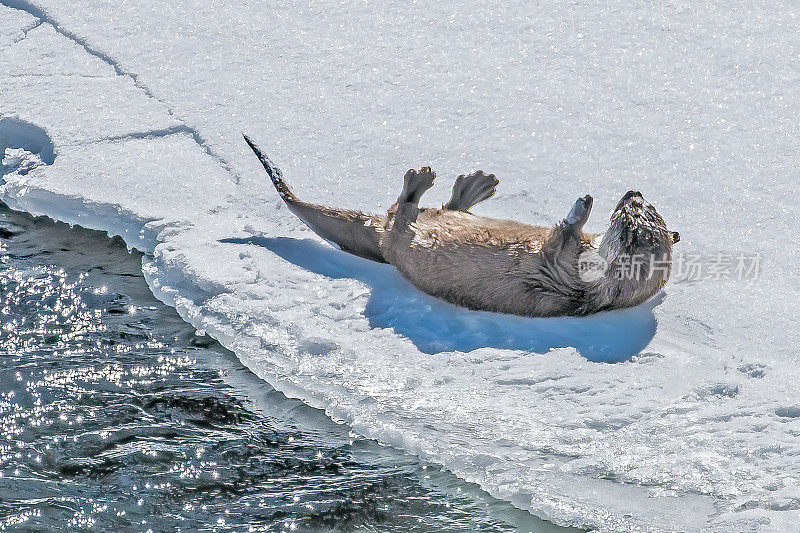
[1,0,799,530]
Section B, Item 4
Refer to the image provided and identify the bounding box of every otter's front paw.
[565,194,593,227]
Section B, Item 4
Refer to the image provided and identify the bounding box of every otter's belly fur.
[380,209,586,317]
[243,136,677,318]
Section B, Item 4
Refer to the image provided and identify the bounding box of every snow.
[0,4,36,50]
[2,0,800,530]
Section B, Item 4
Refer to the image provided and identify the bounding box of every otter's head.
[595,190,680,307]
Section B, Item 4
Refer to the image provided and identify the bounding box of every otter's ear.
[671,231,681,244]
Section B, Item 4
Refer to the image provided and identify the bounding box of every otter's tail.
[243,134,387,263]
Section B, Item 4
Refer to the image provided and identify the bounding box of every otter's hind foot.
[398,166,436,205]
[444,170,499,212]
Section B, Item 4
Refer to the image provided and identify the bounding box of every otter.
[243,135,680,317]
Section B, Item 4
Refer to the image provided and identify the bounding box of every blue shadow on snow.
[220,236,662,363]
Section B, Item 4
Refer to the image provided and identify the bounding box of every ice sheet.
[2,0,799,530]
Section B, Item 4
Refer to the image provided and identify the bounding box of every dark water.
[0,205,568,532]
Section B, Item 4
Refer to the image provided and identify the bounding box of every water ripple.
[0,204,568,532]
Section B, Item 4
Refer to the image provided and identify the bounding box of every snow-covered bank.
[2,0,800,530]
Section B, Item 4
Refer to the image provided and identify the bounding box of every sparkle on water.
[0,204,570,532]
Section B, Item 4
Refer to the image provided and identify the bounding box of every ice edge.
[0,0,242,184]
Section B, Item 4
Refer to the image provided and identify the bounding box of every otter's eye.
[672,231,680,244]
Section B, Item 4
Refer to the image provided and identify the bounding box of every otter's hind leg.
[443,170,498,212]
[397,167,436,205]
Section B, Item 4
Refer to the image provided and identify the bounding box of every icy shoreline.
[3,0,800,530]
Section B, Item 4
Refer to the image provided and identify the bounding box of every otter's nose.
[622,190,643,201]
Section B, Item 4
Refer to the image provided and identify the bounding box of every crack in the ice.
[1,72,110,79]
[1,0,242,184]
[9,18,43,45]
[74,125,197,145]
